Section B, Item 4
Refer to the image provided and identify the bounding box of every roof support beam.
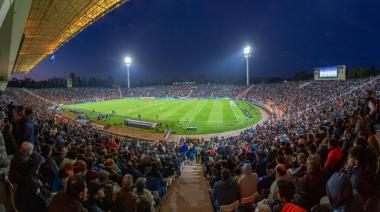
[0,0,32,86]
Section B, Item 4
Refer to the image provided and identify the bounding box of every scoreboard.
[314,65,346,80]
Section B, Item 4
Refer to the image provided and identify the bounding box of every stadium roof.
[13,0,128,73]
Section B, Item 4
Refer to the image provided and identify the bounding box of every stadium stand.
[0,77,379,211]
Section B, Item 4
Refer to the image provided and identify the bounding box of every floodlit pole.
[243,46,251,86]
[124,56,132,90]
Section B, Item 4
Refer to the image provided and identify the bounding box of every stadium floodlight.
[124,56,132,90]
[243,46,251,56]
[124,56,132,65]
[243,46,252,86]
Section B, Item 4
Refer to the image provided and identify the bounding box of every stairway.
[160,163,213,212]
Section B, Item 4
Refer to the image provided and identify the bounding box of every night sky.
[13,0,380,83]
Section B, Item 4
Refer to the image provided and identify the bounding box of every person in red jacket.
[277,179,306,212]
[324,139,343,171]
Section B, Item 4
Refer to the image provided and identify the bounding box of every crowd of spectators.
[0,77,379,212]
[0,89,185,212]
[199,78,380,211]
[23,83,245,104]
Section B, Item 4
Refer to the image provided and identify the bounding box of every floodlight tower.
[124,56,132,90]
[243,46,251,86]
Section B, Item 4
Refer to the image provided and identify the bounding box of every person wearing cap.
[326,172,364,212]
[84,181,106,212]
[15,152,51,212]
[113,174,137,212]
[49,175,88,212]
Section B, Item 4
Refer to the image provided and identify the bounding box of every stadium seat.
[240,192,259,204]
[219,200,239,212]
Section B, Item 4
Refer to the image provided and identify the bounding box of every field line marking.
[230,100,239,121]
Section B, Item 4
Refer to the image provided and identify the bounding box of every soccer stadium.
[0,1,380,212]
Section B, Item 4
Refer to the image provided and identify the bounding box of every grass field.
[60,98,262,135]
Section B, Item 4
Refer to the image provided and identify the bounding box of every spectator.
[135,197,152,212]
[293,156,324,210]
[238,163,258,199]
[51,160,74,192]
[113,174,137,212]
[326,172,364,212]
[49,175,88,212]
[268,164,287,202]
[324,139,343,177]
[84,181,106,212]
[14,107,35,147]
[98,170,120,211]
[0,130,11,211]
[145,163,165,197]
[15,152,51,212]
[2,124,17,155]
[363,90,377,121]
[290,153,307,177]
[53,145,66,169]
[355,108,372,137]
[7,101,16,122]
[74,160,88,177]
[134,177,155,211]
[255,151,268,177]
[40,144,59,189]
[306,144,319,161]
[212,168,239,209]
[9,142,33,184]
[277,179,306,212]
[14,105,25,123]
[347,146,374,202]
[103,158,121,184]
[258,162,276,199]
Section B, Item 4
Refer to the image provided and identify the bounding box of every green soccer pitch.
[60,98,262,135]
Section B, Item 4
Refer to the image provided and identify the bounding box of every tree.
[293,70,312,81]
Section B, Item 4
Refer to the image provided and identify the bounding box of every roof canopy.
[13,0,128,73]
